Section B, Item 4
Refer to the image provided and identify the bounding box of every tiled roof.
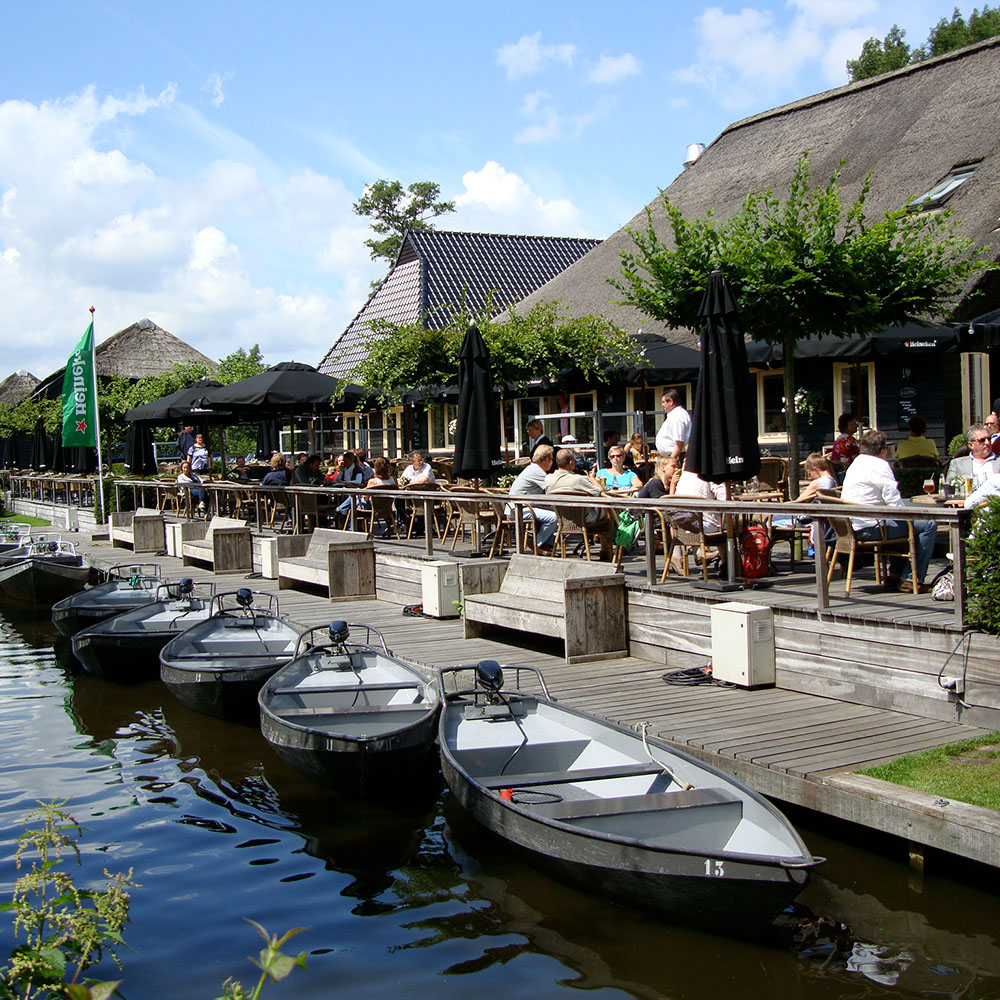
[318,230,601,378]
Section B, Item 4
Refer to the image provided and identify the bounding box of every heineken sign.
[61,321,98,448]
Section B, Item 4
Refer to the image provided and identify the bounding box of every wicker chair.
[670,512,727,580]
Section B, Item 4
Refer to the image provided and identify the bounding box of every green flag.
[61,321,98,447]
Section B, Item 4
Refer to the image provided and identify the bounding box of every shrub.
[965,498,1000,633]
[948,432,969,456]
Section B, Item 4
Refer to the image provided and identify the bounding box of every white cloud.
[496,31,576,79]
[588,53,642,84]
[204,71,234,108]
[790,0,877,27]
[453,161,583,235]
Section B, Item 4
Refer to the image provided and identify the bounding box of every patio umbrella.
[68,447,97,474]
[452,325,501,480]
[687,270,760,484]
[123,421,157,475]
[30,419,47,471]
[125,378,223,423]
[0,436,11,468]
[200,362,368,419]
[48,430,66,473]
[255,418,280,460]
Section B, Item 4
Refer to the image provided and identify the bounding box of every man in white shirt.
[842,429,937,592]
[654,389,691,462]
[507,444,556,548]
[947,424,998,487]
[544,449,612,558]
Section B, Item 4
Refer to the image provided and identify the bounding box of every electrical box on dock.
[709,602,775,688]
[420,560,461,618]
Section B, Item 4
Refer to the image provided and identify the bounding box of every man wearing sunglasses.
[947,423,998,488]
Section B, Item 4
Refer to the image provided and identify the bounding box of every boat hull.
[0,558,90,605]
[162,661,284,721]
[73,629,170,683]
[53,594,158,638]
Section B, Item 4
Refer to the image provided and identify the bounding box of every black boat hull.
[72,630,169,683]
[0,559,90,605]
[53,599,154,639]
[162,662,284,722]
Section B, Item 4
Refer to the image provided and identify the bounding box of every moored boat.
[71,578,215,682]
[0,536,91,605]
[0,523,34,556]
[438,662,822,937]
[259,621,440,795]
[160,589,301,721]
[52,563,163,637]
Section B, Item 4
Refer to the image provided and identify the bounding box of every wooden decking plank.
[688,705,887,750]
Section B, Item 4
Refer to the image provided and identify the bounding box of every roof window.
[909,163,979,211]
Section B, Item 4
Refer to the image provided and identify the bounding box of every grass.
[0,513,51,527]
[858,730,1000,810]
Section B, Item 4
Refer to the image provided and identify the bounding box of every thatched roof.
[319,230,601,378]
[33,318,218,398]
[0,370,40,407]
[515,37,1000,347]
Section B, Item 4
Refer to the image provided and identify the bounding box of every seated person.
[947,423,998,488]
[399,450,436,486]
[507,444,557,549]
[365,456,397,489]
[259,453,291,486]
[294,453,325,486]
[830,413,860,467]
[771,453,838,548]
[544,448,612,558]
[228,456,250,482]
[672,464,730,573]
[636,456,678,500]
[623,432,649,478]
[328,451,366,515]
[559,434,594,473]
[602,430,620,465]
[963,471,1000,508]
[354,448,376,483]
[596,445,642,494]
[176,460,207,511]
[842,429,937,593]
[895,415,939,461]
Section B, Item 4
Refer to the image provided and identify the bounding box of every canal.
[1,603,999,999]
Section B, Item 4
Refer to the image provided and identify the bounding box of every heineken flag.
[61,321,98,448]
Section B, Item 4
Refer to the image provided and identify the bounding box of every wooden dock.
[69,531,1000,872]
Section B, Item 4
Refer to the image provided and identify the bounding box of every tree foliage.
[611,153,993,473]
[352,179,456,266]
[848,6,1000,80]
[216,344,267,386]
[964,498,1000,633]
[343,300,640,404]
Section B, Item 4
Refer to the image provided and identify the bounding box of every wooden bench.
[461,553,627,664]
[180,516,252,574]
[276,528,375,602]
[109,507,165,553]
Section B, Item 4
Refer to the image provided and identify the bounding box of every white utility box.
[709,602,775,688]
[420,560,461,618]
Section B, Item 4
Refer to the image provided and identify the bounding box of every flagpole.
[89,306,107,523]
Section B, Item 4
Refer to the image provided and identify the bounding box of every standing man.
[177,424,195,462]
[655,389,691,463]
[842,429,937,593]
[525,419,553,460]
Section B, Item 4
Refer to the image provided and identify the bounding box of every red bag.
[740,523,771,579]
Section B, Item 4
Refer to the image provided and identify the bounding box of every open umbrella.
[687,271,760,484]
[452,326,501,480]
[30,419,47,471]
[125,379,223,423]
[123,422,157,475]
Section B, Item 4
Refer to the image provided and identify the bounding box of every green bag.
[615,510,641,550]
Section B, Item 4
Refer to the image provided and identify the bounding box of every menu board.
[897,386,919,430]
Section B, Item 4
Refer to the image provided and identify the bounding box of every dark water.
[1,605,1000,999]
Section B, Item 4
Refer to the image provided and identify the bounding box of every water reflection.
[2,605,1000,999]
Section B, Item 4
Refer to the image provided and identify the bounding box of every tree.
[216,344,267,385]
[611,154,993,477]
[353,180,456,267]
[846,25,913,80]
[848,6,1000,80]
[343,299,639,405]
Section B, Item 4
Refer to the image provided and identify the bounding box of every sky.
[0,0,951,381]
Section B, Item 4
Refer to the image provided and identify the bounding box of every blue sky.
[0,0,949,379]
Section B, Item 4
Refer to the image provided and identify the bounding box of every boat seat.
[277,704,430,718]
[480,762,666,790]
[272,681,422,696]
[531,787,741,821]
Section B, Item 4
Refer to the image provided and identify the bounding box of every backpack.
[740,523,771,579]
[614,510,641,550]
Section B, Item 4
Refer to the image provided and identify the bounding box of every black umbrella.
[255,418,280,461]
[123,422,158,475]
[125,378,223,423]
[687,271,760,484]
[68,447,97,474]
[30,419,47,471]
[200,362,368,419]
[0,436,11,469]
[48,430,66,473]
[452,326,501,480]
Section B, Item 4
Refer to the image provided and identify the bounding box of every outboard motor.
[476,659,504,695]
[328,620,350,647]
[178,578,195,596]
[235,588,254,612]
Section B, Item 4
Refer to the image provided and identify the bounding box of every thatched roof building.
[33,318,218,398]
[319,230,601,378]
[516,37,1000,343]
[0,370,40,407]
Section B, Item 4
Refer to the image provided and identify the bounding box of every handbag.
[931,570,954,601]
[615,510,641,550]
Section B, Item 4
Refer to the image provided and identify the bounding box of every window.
[428,403,458,450]
[833,362,876,432]
[960,353,990,428]
[910,163,978,211]
[755,371,787,440]
[627,384,693,442]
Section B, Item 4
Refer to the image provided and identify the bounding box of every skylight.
[910,163,979,211]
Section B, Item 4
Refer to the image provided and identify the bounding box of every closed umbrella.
[30,419,47,471]
[452,326,501,480]
[687,271,760,484]
[255,418,280,461]
[49,430,66,473]
[0,436,11,468]
[123,422,157,475]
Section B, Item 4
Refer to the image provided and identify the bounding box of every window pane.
[762,374,786,434]
[839,366,871,426]
[430,406,444,448]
